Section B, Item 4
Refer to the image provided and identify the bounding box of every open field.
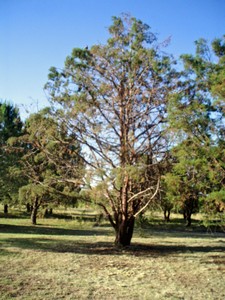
[0,211,225,300]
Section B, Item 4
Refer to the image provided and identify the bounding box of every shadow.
[135,227,225,240]
[0,211,30,219]
[0,248,17,256]
[0,211,101,221]
[1,236,225,257]
[1,223,224,240]
[205,255,225,265]
[45,213,100,221]
[138,216,225,235]
[0,224,113,237]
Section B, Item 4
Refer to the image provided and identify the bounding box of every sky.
[0,0,224,119]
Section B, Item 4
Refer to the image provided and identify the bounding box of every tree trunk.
[43,208,48,218]
[114,216,135,247]
[31,197,39,225]
[164,209,171,222]
[4,204,8,214]
[26,203,31,212]
[186,213,192,227]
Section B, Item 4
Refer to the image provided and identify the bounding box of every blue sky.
[0,0,224,119]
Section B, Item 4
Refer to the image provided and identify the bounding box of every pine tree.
[45,15,178,245]
[0,101,24,211]
[10,108,84,224]
[165,36,225,225]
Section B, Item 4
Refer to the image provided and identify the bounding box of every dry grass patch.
[0,218,225,299]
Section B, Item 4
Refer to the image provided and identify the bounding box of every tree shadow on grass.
[1,223,225,259]
[1,235,225,258]
[136,228,225,240]
[1,223,224,239]
[0,223,113,236]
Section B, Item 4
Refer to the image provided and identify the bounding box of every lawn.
[0,212,225,300]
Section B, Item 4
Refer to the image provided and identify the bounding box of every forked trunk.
[114,216,135,247]
[164,209,171,222]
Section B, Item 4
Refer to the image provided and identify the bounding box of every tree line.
[0,15,224,246]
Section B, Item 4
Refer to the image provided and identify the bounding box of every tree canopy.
[9,108,84,224]
[165,36,225,225]
[1,16,224,245]
[45,15,179,245]
[0,101,24,207]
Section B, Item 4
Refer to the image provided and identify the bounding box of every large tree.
[0,101,24,212]
[45,15,178,246]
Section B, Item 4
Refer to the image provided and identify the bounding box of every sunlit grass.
[1,214,225,300]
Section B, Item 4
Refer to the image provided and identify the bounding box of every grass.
[0,210,225,299]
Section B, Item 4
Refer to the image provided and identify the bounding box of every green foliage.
[0,101,23,143]
[0,100,25,205]
[44,14,179,245]
[8,108,85,220]
[166,35,225,224]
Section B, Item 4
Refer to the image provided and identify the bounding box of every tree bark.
[164,209,171,222]
[186,212,192,227]
[31,197,39,225]
[114,216,135,247]
[4,204,8,214]
[26,203,31,212]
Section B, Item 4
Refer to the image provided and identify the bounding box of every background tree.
[165,36,225,225]
[45,15,178,246]
[158,152,174,222]
[9,108,84,224]
[0,101,24,213]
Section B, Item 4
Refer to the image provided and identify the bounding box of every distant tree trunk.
[114,216,135,247]
[164,208,171,222]
[44,208,49,218]
[31,207,37,225]
[186,212,192,227]
[43,208,52,217]
[137,212,146,228]
[26,203,31,212]
[4,204,8,214]
[31,197,39,225]
[182,209,192,226]
[183,197,198,227]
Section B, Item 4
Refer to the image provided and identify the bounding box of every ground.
[0,210,225,299]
